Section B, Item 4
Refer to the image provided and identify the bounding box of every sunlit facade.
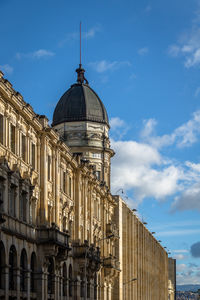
[0,68,175,300]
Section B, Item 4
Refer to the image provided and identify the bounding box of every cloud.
[191,242,200,258]
[110,117,125,130]
[110,117,129,139]
[141,110,200,149]
[89,60,131,73]
[16,49,55,60]
[0,64,13,75]
[59,25,101,47]
[156,229,200,237]
[173,250,189,254]
[176,263,200,284]
[110,111,200,210]
[111,139,181,203]
[173,254,187,260]
[177,264,187,272]
[168,6,200,68]
[138,47,149,56]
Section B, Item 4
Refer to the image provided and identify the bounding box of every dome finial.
[76,22,89,84]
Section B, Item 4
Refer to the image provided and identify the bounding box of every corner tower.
[52,65,114,188]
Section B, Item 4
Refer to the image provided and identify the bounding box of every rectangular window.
[95,171,101,181]
[20,192,27,222]
[22,135,26,162]
[92,153,101,159]
[69,177,72,197]
[32,144,36,169]
[0,115,3,145]
[9,184,16,217]
[63,171,66,193]
[10,125,15,154]
[48,155,51,181]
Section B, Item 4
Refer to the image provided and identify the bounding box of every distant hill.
[177,285,200,292]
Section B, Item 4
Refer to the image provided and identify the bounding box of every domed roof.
[52,65,109,127]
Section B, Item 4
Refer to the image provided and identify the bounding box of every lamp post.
[123,278,137,300]
[84,234,116,300]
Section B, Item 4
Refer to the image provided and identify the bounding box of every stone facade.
[0,70,175,299]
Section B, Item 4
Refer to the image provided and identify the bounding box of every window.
[32,143,36,169]
[48,155,51,181]
[10,125,15,154]
[92,153,101,159]
[20,249,27,291]
[63,263,67,296]
[9,245,17,290]
[9,184,16,217]
[95,171,101,181]
[22,135,26,162]
[63,171,66,193]
[69,177,72,197]
[0,178,4,212]
[30,252,37,293]
[68,265,73,297]
[0,115,3,145]
[48,258,54,294]
[20,191,27,222]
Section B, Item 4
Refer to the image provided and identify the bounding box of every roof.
[52,82,109,127]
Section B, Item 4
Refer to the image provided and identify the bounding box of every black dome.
[52,83,109,127]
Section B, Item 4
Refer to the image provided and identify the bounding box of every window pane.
[0,115,3,145]
[32,144,35,169]
[22,135,26,161]
[10,125,15,154]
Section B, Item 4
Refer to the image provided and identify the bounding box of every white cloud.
[89,60,131,73]
[173,250,189,254]
[176,263,200,284]
[168,7,200,68]
[141,110,200,149]
[177,264,187,272]
[156,228,200,237]
[111,139,181,203]
[0,64,13,75]
[110,111,200,211]
[172,254,186,260]
[110,117,125,130]
[16,49,55,60]
[138,47,149,56]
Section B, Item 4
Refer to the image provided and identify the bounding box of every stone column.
[16,267,20,300]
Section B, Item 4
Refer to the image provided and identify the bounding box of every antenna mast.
[80,21,82,66]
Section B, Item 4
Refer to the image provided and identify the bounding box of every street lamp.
[84,234,116,300]
[123,278,137,299]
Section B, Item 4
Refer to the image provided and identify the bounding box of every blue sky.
[1,0,200,285]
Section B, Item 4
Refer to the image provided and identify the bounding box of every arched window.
[9,245,17,290]
[30,252,37,292]
[0,242,5,289]
[68,264,73,297]
[20,249,27,291]
[63,263,67,296]
[48,258,54,294]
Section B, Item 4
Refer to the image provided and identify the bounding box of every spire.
[76,22,88,85]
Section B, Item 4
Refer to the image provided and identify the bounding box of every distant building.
[0,66,175,299]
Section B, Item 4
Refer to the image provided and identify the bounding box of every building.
[0,65,175,300]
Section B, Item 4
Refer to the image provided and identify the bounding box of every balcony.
[103,254,120,278]
[106,222,118,238]
[37,223,70,260]
[72,240,101,275]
